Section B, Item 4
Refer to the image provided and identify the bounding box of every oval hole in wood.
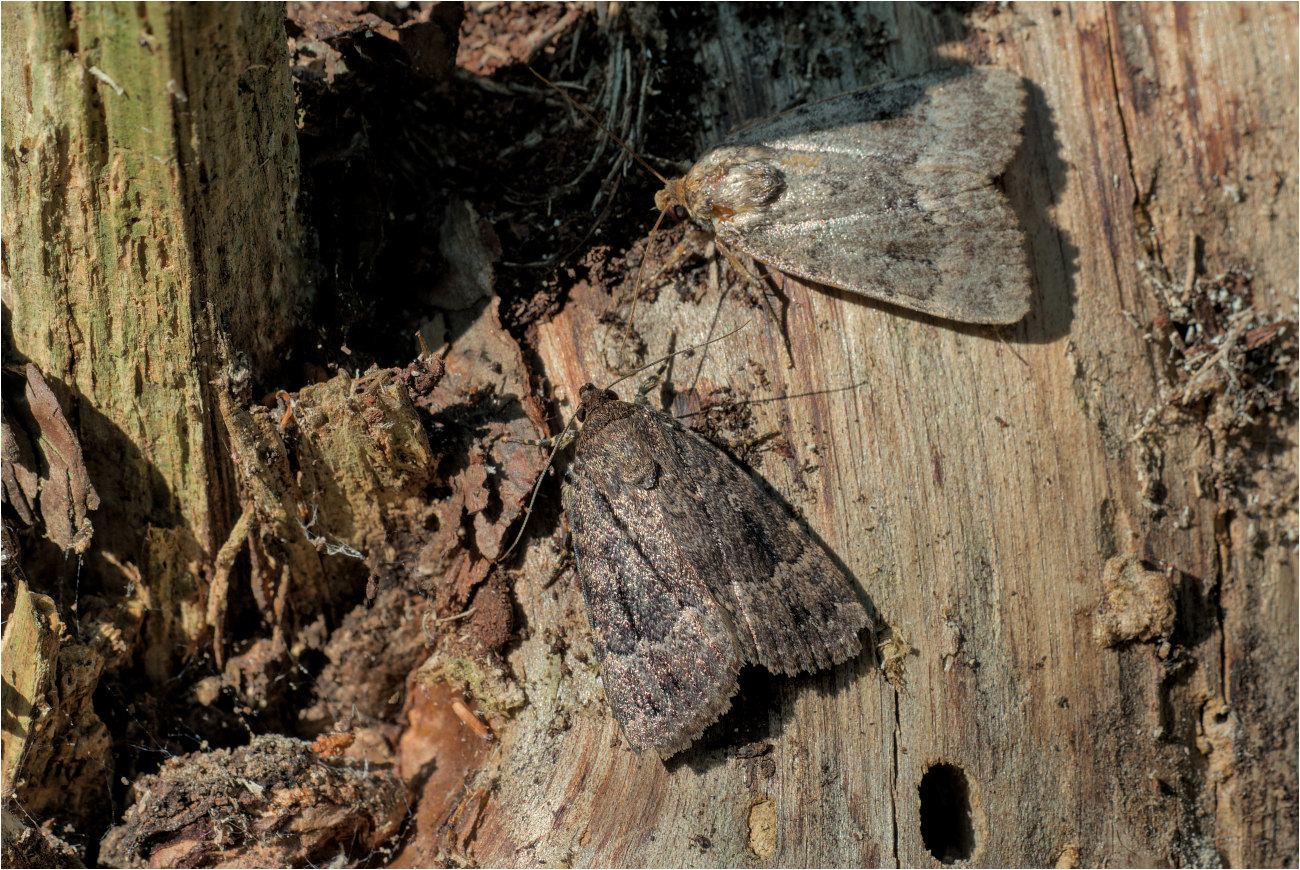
[918,761,975,864]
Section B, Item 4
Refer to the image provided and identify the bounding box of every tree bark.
[2,0,303,831]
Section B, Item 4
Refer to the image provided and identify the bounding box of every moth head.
[653,179,690,221]
[575,384,618,424]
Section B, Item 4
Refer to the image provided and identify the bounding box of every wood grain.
[472,4,1297,866]
[1,1,307,836]
[1,3,304,676]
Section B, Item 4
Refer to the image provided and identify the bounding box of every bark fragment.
[1,365,100,554]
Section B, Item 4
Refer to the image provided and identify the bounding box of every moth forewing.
[564,385,872,759]
[657,66,1032,325]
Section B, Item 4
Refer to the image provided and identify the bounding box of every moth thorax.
[574,385,634,444]
[682,145,786,225]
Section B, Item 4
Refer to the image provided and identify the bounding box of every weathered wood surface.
[2,2,1293,867]
[471,4,1297,866]
[1,0,304,831]
[2,2,304,675]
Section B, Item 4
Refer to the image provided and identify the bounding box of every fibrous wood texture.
[2,0,304,839]
[2,2,304,675]
[470,4,1297,866]
[2,3,1295,868]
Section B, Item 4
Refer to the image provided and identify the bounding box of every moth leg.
[657,230,710,282]
[632,375,661,408]
[714,237,795,369]
[756,262,794,369]
[504,430,574,449]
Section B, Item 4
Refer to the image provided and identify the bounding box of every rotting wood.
[1,0,305,842]
[98,734,407,868]
[1,3,1293,867]
[1,2,304,672]
[467,4,1297,867]
[1,579,61,805]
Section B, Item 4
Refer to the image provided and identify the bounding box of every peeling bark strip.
[1,364,100,554]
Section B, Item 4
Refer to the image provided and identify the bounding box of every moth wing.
[727,66,1025,177]
[720,66,1030,324]
[716,149,1030,323]
[565,418,743,758]
[642,409,873,676]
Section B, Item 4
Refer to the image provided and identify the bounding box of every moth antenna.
[529,66,669,185]
[496,320,751,565]
[675,378,873,417]
[497,418,577,564]
[606,319,750,393]
[616,205,670,367]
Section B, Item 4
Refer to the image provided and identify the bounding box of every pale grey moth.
[655,66,1031,324]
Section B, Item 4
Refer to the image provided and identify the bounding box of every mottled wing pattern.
[641,407,873,675]
[566,395,872,757]
[720,67,1029,323]
[565,413,744,758]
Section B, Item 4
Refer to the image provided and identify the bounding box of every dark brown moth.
[563,384,872,758]
[654,66,1031,325]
